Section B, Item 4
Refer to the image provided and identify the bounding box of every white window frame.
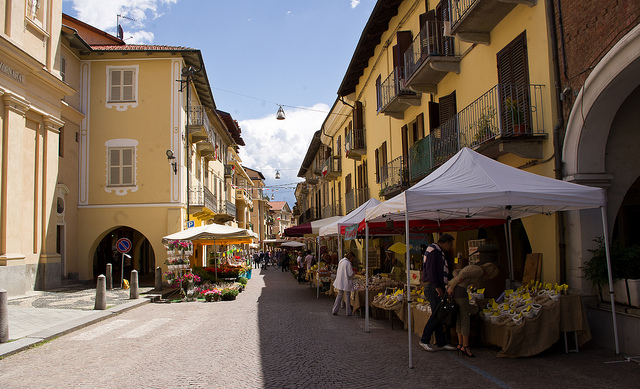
[105,139,139,196]
[106,65,139,111]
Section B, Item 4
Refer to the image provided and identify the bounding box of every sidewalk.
[1,286,156,358]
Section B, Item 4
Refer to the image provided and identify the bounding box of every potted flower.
[472,108,497,145]
[505,97,527,134]
[203,288,221,302]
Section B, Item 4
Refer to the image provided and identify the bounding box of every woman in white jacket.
[332,252,356,316]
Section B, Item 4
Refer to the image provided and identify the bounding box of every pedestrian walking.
[332,252,356,316]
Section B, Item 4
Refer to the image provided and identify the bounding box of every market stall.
[364,147,609,367]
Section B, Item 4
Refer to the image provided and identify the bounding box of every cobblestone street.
[0,269,639,388]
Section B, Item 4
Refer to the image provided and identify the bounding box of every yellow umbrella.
[387,242,410,255]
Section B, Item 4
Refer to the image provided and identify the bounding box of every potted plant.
[221,288,239,301]
[472,108,497,145]
[583,237,640,306]
[505,97,527,134]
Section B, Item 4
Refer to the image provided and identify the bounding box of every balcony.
[188,105,215,143]
[196,141,215,157]
[299,207,319,224]
[188,184,217,219]
[345,187,370,214]
[449,0,537,45]
[224,164,234,178]
[409,83,547,176]
[404,21,461,94]
[322,204,341,219]
[236,188,254,209]
[380,156,408,199]
[213,200,236,224]
[321,156,341,181]
[378,67,421,119]
[345,127,366,160]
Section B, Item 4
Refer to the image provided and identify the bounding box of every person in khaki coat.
[447,262,499,357]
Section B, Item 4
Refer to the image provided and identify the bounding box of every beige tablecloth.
[480,295,590,358]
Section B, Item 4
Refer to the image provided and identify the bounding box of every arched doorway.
[92,226,156,286]
[562,25,640,290]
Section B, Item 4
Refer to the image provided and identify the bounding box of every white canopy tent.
[318,198,382,237]
[363,147,615,367]
[281,241,306,248]
[163,224,258,242]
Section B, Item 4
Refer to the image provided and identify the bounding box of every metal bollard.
[95,275,107,310]
[0,289,8,343]
[106,263,113,290]
[130,270,139,299]
[155,266,162,291]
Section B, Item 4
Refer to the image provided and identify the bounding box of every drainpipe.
[546,0,567,283]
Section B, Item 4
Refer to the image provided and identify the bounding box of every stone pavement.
[1,285,154,357]
[0,269,638,388]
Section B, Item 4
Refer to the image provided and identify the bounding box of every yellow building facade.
[298,0,564,283]
[0,0,71,295]
[60,14,247,285]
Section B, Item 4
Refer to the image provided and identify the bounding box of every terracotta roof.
[216,110,245,146]
[268,201,288,211]
[91,44,195,51]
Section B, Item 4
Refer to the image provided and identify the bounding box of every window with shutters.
[106,65,139,111]
[497,32,531,132]
[105,139,138,195]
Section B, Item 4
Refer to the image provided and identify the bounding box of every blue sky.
[62,0,377,209]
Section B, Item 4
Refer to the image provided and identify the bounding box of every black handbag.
[434,296,458,328]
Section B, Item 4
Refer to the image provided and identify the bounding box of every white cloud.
[238,104,329,206]
[350,0,361,8]
[66,0,177,37]
[126,30,155,44]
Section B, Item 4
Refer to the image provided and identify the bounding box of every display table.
[480,295,590,358]
[371,299,407,329]
[410,306,432,336]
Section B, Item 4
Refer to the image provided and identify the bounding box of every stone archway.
[563,24,640,291]
[92,226,156,286]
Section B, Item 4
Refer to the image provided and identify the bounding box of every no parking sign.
[116,238,132,254]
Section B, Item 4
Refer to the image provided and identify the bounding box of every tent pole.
[365,222,370,333]
[317,236,320,299]
[601,206,620,354]
[507,218,515,287]
[405,212,413,369]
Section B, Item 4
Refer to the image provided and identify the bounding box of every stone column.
[95,275,106,310]
[106,263,113,290]
[155,266,162,291]
[0,289,8,342]
[130,270,139,299]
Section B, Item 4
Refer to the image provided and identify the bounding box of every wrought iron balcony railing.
[188,184,217,213]
[378,67,421,119]
[404,21,460,93]
[345,127,366,159]
[188,105,215,145]
[345,187,371,214]
[380,156,406,194]
[409,83,546,178]
[321,156,341,180]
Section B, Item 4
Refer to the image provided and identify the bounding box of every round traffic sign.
[116,238,132,253]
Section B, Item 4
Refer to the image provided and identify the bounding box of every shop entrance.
[92,226,156,286]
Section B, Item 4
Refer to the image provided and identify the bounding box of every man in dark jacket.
[419,233,457,352]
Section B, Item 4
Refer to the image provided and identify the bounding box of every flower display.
[164,239,193,252]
